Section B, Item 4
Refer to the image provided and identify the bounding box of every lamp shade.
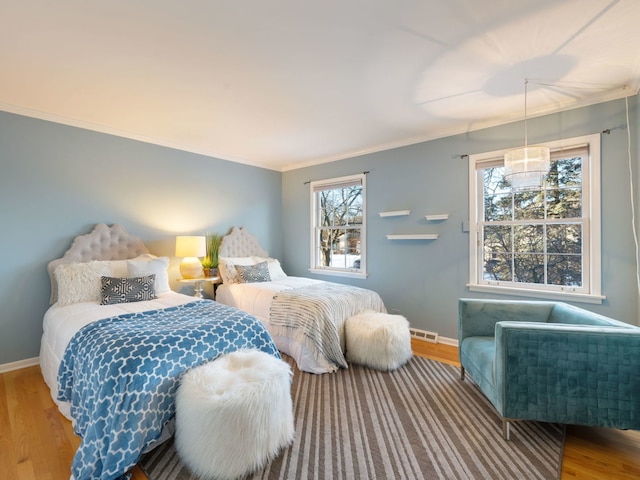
[176,236,206,279]
[503,79,551,189]
[504,145,550,189]
[175,236,206,258]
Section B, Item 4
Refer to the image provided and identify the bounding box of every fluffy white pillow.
[127,256,171,294]
[55,261,111,307]
[218,257,258,284]
[252,256,287,280]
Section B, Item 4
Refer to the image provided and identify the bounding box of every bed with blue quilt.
[39,224,280,480]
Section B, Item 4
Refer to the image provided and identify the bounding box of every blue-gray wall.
[1,93,638,365]
[0,111,282,365]
[282,95,640,340]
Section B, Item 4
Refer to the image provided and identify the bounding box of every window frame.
[309,173,367,279]
[468,134,605,304]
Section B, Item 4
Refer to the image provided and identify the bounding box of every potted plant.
[202,233,222,278]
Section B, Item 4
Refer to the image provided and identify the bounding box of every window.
[468,134,604,303]
[309,174,366,278]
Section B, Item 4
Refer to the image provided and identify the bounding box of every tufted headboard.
[218,227,268,258]
[48,224,149,304]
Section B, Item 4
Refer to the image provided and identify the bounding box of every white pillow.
[127,256,171,294]
[218,257,258,284]
[105,259,130,278]
[98,255,152,279]
[252,256,287,280]
[55,261,111,307]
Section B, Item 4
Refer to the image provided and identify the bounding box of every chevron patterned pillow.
[100,274,157,305]
[235,261,271,283]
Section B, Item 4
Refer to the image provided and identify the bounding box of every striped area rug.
[139,355,563,480]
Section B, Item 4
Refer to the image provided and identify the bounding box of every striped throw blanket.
[269,282,386,371]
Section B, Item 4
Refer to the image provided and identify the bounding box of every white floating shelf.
[386,234,439,240]
[379,210,411,217]
[425,214,449,221]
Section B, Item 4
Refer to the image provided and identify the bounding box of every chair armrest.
[458,298,556,342]
[494,321,640,427]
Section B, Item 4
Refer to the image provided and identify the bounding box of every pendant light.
[504,79,550,189]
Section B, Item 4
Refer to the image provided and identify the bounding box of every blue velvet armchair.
[458,298,640,439]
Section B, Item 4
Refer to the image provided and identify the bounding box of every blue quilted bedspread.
[57,300,279,480]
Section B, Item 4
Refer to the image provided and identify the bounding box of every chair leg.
[502,419,510,441]
[460,366,465,380]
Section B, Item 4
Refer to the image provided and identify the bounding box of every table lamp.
[175,235,206,279]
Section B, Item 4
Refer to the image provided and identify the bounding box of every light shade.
[176,236,206,279]
[176,236,206,257]
[503,79,551,189]
[504,146,551,189]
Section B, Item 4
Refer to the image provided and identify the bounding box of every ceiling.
[1,1,639,171]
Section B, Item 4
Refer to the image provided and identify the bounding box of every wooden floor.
[1,341,639,479]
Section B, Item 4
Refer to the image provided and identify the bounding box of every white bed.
[40,224,196,419]
[215,227,387,374]
[39,223,280,480]
[41,292,195,419]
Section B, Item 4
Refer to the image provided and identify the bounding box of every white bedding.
[217,228,388,373]
[216,277,332,373]
[216,276,324,323]
[216,277,384,373]
[39,291,196,420]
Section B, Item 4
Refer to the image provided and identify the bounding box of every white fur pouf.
[345,311,412,371]
[175,349,294,480]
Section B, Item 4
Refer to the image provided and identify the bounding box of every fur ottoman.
[175,349,294,480]
[345,311,412,371]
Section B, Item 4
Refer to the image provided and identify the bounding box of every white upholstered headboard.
[48,224,149,304]
[218,227,268,258]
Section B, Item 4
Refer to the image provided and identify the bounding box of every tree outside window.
[468,134,603,303]
[481,155,583,287]
[310,174,365,276]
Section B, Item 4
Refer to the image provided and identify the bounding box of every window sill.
[309,268,368,279]
[467,284,605,304]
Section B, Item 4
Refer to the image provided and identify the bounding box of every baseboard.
[437,336,459,347]
[410,330,459,347]
[409,326,459,347]
[0,357,39,374]
[409,327,439,343]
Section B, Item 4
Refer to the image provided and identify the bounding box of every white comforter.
[216,277,386,373]
[39,291,196,420]
[216,276,324,323]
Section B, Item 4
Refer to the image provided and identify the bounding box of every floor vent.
[410,327,439,343]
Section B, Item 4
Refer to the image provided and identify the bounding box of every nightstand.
[178,276,221,299]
